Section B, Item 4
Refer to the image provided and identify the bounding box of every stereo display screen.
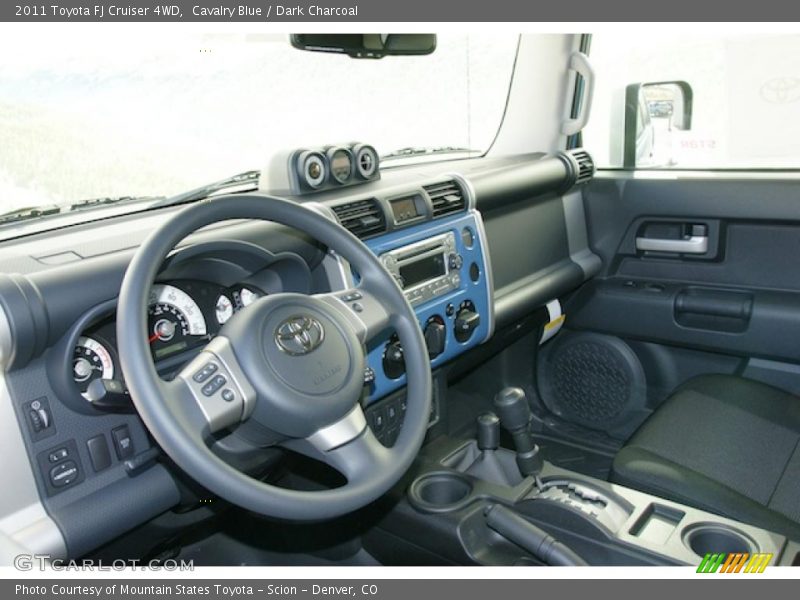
[399,254,446,288]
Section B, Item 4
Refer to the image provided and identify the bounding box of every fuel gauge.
[239,287,260,307]
[215,294,234,324]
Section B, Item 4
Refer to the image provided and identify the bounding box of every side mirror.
[290,34,436,59]
[624,81,693,167]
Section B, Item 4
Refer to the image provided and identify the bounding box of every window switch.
[86,434,112,472]
[111,425,134,460]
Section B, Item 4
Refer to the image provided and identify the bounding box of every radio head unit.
[379,232,461,307]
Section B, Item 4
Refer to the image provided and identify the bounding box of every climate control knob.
[382,338,405,379]
[424,316,447,359]
[454,300,480,343]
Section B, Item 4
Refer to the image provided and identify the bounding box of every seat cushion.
[612,374,800,540]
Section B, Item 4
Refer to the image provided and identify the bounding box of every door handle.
[635,235,708,254]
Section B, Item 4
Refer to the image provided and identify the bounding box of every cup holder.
[408,471,474,513]
[684,523,756,557]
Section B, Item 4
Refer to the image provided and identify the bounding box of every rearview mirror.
[290,34,436,59]
[624,81,693,167]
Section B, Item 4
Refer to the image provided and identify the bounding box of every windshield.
[0,29,518,223]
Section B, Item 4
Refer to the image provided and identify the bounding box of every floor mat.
[177,531,381,566]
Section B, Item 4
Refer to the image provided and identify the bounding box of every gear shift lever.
[476,412,501,451]
[493,387,544,481]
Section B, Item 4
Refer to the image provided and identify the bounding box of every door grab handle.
[561,51,595,136]
[635,235,708,254]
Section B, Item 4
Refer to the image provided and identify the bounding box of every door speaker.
[537,331,646,432]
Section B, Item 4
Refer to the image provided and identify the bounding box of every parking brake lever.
[485,504,588,566]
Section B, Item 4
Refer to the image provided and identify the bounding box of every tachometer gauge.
[215,294,234,324]
[73,336,114,399]
[148,284,207,360]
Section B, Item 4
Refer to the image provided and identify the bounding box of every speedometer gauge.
[148,284,207,360]
[73,336,114,399]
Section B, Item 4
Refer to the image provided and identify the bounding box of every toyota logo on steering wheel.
[274,315,325,356]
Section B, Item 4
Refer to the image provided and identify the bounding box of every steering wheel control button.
[221,389,235,403]
[192,362,218,383]
[351,302,364,313]
[370,408,386,433]
[86,434,112,472]
[202,374,227,397]
[340,291,363,303]
[387,404,399,426]
[50,461,80,488]
[112,425,135,460]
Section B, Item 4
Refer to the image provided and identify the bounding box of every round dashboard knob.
[454,301,480,343]
[423,316,447,359]
[382,339,405,379]
[448,253,464,270]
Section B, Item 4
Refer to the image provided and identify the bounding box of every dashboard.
[0,148,597,561]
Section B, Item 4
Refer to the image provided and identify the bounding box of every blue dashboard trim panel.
[363,209,493,403]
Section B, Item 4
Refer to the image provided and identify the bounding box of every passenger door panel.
[558,175,800,432]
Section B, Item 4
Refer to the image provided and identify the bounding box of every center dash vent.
[567,149,596,185]
[424,180,467,218]
[331,198,387,240]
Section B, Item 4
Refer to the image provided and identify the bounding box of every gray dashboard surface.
[0,151,598,559]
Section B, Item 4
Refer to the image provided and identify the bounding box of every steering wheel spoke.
[284,406,392,484]
[315,285,392,344]
[172,336,257,435]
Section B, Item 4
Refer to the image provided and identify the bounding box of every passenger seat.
[612,374,800,540]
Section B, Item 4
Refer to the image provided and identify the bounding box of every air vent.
[424,180,467,218]
[331,198,387,239]
[568,149,595,185]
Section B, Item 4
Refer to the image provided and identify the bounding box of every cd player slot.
[395,246,446,265]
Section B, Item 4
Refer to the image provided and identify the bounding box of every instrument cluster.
[72,279,264,401]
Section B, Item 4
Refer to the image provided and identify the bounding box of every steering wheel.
[117,194,432,520]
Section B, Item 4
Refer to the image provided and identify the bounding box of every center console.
[376,387,800,567]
